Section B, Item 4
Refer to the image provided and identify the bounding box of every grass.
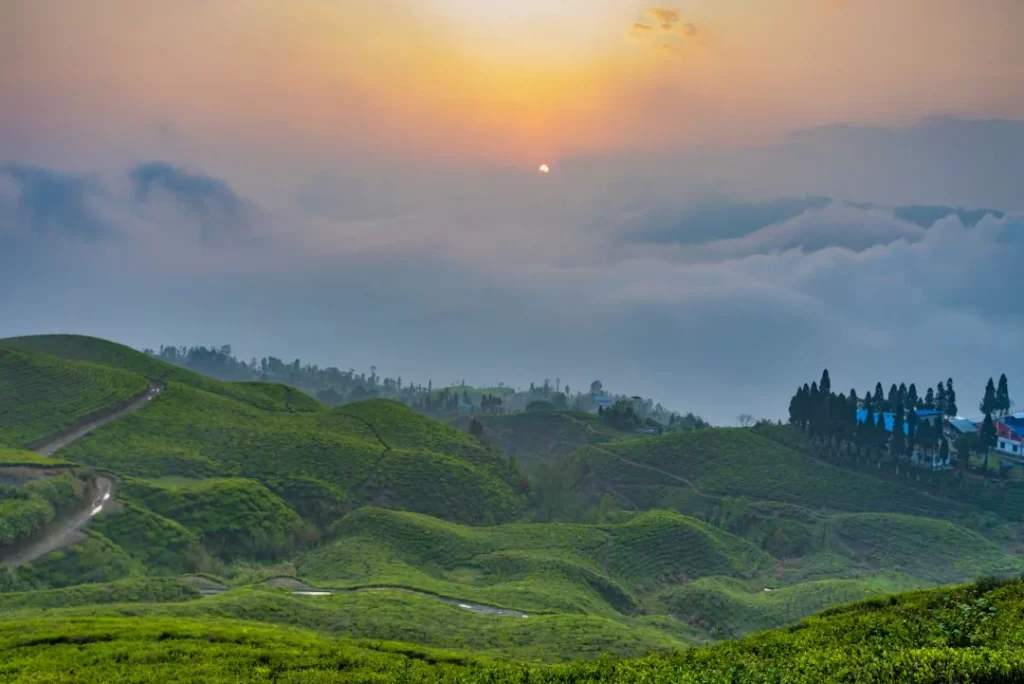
[452,411,632,465]
[1,335,322,414]
[573,428,972,518]
[0,472,90,547]
[0,447,75,468]
[654,576,889,637]
[0,577,200,613]
[12,531,143,590]
[2,579,1024,680]
[89,501,202,573]
[0,347,147,448]
[56,382,527,526]
[18,586,689,662]
[829,513,1024,584]
[298,507,769,619]
[118,478,303,560]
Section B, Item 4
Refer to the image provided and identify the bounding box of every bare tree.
[737,414,755,428]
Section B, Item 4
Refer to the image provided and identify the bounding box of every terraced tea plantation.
[3,334,1024,670]
[0,348,147,448]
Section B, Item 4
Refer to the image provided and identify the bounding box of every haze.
[2,0,1023,423]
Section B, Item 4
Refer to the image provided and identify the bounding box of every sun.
[538,164,550,174]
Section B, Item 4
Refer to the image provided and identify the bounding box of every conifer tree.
[907,384,918,411]
[945,379,958,417]
[996,373,1011,416]
[820,369,831,396]
[980,378,997,415]
[874,383,885,411]
[890,401,906,456]
[981,413,997,452]
[924,387,935,410]
[936,382,947,414]
[888,384,899,411]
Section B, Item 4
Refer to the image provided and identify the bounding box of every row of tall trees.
[789,370,1015,470]
[145,344,699,425]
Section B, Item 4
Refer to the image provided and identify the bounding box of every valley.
[1,335,1022,679]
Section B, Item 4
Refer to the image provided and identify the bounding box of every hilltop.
[0,576,1023,681]
[3,334,1024,664]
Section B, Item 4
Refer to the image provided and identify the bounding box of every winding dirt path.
[33,382,163,456]
[1,475,116,568]
[194,577,530,618]
[1,381,162,567]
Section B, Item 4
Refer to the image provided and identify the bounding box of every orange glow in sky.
[3,0,1023,166]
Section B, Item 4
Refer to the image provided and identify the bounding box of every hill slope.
[0,347,148,448]
[1,577,1023,681]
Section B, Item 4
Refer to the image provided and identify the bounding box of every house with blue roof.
[855,409,952,470]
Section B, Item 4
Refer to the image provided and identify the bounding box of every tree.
[936,382,947,414]
[924,387,935,410]
[907,384,919,411]
[468,418,484,439]
[945,379,958,417]
[819,369,831,396]
[590,380,603,395]
[890,401,906,457]
[980,378,997,415]
[996,374,1011,417]
[873,383,885,410]
[980,413,997,453]
[887,384,899,411]
[737,414,755,428]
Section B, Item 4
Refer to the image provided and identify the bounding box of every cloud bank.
[2,142,1021,425]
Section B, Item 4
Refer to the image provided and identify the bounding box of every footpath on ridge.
[2,380,531,617]
[1,381,163,568]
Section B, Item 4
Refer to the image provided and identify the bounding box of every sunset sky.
[2,1,1023,422]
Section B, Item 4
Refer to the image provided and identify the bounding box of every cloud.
[631,7,699,49]
[3,120,1023,423]
[650,8,680,29]
[131,162,243,218]
[0,164,107,239]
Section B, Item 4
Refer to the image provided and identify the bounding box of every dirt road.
[1,381,162,567]
[34,382,163,456]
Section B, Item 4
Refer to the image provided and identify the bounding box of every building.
[854,409,952,470]
[994,413,1024,461]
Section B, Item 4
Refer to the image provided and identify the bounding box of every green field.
[1,578,1024,681]
[5,333,1024,673]
[451,410,633,465]
[0,347,148,448]
[0,472,91,548]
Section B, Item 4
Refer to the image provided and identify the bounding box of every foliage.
[0,472,90,547]
[0,448,75,467]
[4,580,1024,680]
[89,501,203,573]
[118,478,306,560]
[0,577,199,613]
[1,335,321,413]
[12,531,142,590]
[0,347,147,448]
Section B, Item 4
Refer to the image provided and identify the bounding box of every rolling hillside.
[0,346,148,448]
[451,410,635,465]
[1,577,1024,680]
[3,333,1024,665]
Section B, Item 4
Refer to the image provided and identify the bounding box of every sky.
[1,0,1023,423]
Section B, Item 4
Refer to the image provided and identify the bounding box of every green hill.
[451,410,632,465]
[829,513,1024,583]
[1,577,1024,681]
[0,347,148,448]
[1,335,321,413]
[571,428,971,519]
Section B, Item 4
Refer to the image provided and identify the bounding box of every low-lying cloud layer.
[2,142,1021,424]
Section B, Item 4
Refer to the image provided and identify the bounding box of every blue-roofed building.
[855,409,908,434]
